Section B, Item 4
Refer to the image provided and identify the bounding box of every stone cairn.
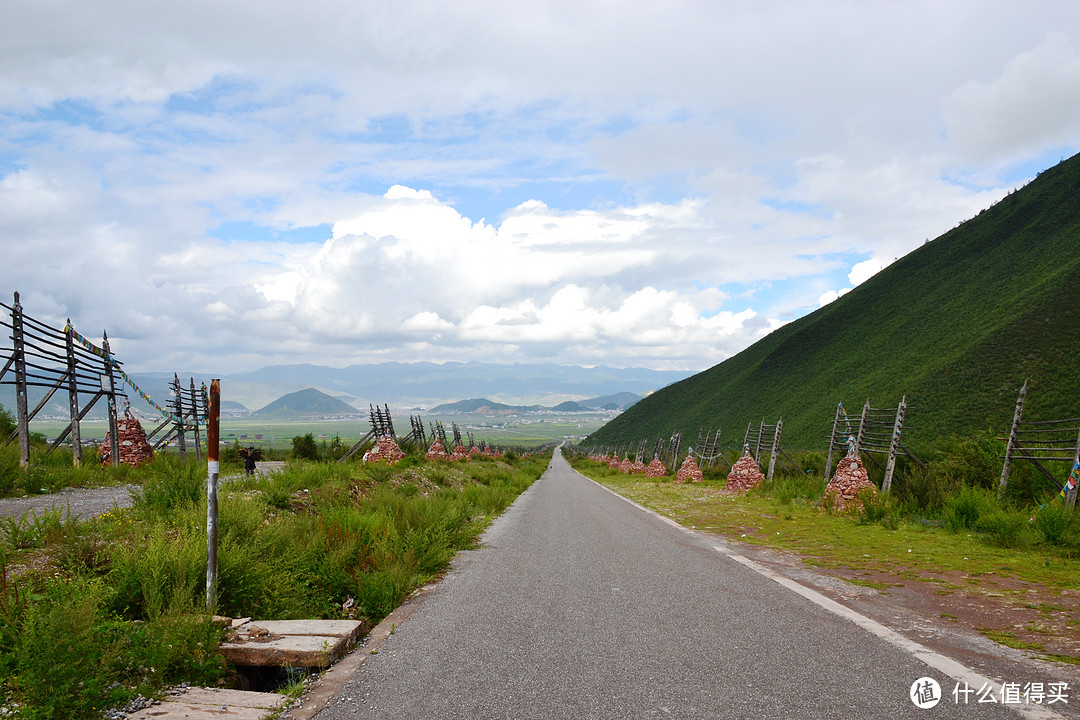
[618,458,633,473]
[644,458,667,477]
[469,446,483,458]
[675,454,704,483]
[98,411,154,466]
[629,460,646,474]
[363,435,405,464]
[824,455,876,512]
[449,444,470,461]
[425,439,449,461]
[607,456,621,469]
[726,448,765,492]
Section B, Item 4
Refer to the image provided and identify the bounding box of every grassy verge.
[0,451,549,719]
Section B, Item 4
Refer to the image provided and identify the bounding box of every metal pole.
[206,379,220,613]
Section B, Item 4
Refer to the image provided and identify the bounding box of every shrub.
[292,433,319,461]
[976,508,1033,548]
[942,485,996,531]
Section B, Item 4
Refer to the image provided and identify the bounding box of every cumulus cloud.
[0,1,1077,375]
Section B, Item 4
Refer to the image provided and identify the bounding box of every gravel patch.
[0,485,134,520]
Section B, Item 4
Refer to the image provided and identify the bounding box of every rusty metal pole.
[206,379,220,613]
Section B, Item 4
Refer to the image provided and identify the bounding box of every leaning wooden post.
[206,379,221,612]
[1065,427,1080,510]
[11,293,30,467]
[767,418,782,482]
[999,381,1027,493]
[855,398,871,459]
[102,331,120,468]
[173,374,187,459]
[824,402,842,482]
[190,378,202,461]
[882,396,906,493]
[754,420,766,463]
[64,321,82,466]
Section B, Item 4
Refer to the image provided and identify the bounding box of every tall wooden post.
[882,396,906,493]
[206,379,220,612]
[190,378,202,461]
[102,332,120,467]
[767,418,782,482]
[64,320,82,466]
[173,374,187,459]
[824,402,842,481]
[11,293,30,467]
[855,398,871,459]
[1066,427,1080,510]
[754,420,766,462]
[999,381,1026,493]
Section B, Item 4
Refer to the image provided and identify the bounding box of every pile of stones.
[726,451,764,492]
[644,458,667,477]
[824,455,876,511]
[98,412,154,466]
[363,435,405,464]
[425,439,449,460]
[675,455,704,483]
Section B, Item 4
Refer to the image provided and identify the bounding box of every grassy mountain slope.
[589,154,1080,452]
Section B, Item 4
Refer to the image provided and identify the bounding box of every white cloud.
[0,1,1078,375]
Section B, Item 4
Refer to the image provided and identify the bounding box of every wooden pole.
[754,420,765,463]
[65,321,82,466]
[855,398,871,460]
[999,381,1026,494]
[102,331,119,468]
[824,402,842,482]
[173,374,187,459]
[11,293,30,467]
[206,379,220,613]
[190,378,202,461]
[1066,427,1080,511]
[767,418,782,482]
[882,396,906,493]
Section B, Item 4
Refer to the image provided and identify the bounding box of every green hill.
[588,153,1080,453]
[255,388,359,417]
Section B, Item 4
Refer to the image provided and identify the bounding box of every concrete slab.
[220,619,363,668]
[127,687,286,720]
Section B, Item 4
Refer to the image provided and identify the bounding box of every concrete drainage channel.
[123,583,438,720]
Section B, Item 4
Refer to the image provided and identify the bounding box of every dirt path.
[0,485,134,520]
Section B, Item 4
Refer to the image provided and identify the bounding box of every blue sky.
[1,0,1079,377]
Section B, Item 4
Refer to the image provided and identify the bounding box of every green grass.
[570,457,1080,592]
[0,451,550,719]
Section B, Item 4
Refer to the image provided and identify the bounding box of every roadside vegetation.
[0,422,549,720]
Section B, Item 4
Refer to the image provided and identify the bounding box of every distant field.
[31,411,611,450]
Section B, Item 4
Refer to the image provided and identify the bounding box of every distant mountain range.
[7,362,681,422]
[430,392,640,415]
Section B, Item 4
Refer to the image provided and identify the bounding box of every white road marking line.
[580,471,1069,720]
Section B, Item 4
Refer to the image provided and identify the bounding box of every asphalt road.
[315,449,1022,719]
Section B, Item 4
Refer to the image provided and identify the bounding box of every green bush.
[975,508,1033,548]
[942,485,997,531]
[291,433,319,461]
